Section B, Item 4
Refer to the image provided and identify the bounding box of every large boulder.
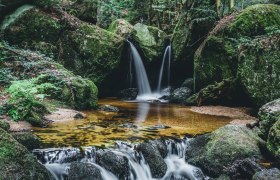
[194,4,280,91]
[267,119,280,162]
[132,23,167,61]
[238,34,280,107]
[258,98,280,139]
[68,162,102,180]
[12,132,41,150]
[108,19,133,38]
[186,125,263,177]
[96,150,129,179]
[170,87,192,104]
[0,128,52,179]
[172,6,217,63]
[3,7,124,88]
[136,140,167,178]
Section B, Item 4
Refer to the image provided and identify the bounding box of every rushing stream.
[33,139,207,180]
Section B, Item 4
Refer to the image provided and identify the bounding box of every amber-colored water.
[33,98,232,148]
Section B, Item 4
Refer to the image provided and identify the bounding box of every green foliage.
[5,78,59,121]
[32,0,60,8]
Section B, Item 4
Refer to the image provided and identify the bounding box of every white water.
[33,139,206,180]
[157,45,171,93]
[128,41,152,95]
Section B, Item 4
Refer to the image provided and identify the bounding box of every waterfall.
[127,41,152,95]
[157,45,171,93]
[33,139,207,180]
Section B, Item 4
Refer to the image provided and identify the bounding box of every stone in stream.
[68,162,102,180]
[96,150,129,179]
[118,88,138,100]
[170,87,192,104]
[98,105,119,112]
[185,125,263,178]
[136,140,168,178]
[252,168,280,180]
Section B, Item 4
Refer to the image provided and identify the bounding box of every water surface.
[33,98,232,148]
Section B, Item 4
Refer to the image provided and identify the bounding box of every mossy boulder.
[258,98,280,139]
[108,19,133,38]
[238,34,280,107]
[3,7,124,89]
[0,128,52,179]
[132,23,168,61]
[59,23,124,86]
[186,125,263,177]
[12,132,41,150]
[3,8,62,56]
[0,120,10,131]
[267,119,280,162]
[172,7,217,62]
[194,4,280,90]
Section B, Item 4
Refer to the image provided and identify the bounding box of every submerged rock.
[136,140,167,178]
[0,128,52,179]
[98,105,119,112]
[96,150,129,179]
[252,168,280,180]
[186,125,263,177]
[170,87,192,104]
[68,162,102,180]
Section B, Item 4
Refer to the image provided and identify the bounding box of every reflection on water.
[33,98,232,148]
[136,103,150,122]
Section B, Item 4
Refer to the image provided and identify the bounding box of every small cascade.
[157,45,171,93]
[127,41,152,95]
[33,139,207,180]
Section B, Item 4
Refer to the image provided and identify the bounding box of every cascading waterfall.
[33,139,207,180]
[157,45,171,93]
[127,41,152,95]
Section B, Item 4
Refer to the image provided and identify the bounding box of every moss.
[108,19,133,38]
[0,128,52,179]
[267,119,280,162]
[3,8,63,56]
[0,121,10,131]
[226,4,280,37]
[59,24,124,86]
[186,125,263,177]
[238,34,280,107]
[194,4,280,102]
[132,23,167,61]
[12,132,41,150]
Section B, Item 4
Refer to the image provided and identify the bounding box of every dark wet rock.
[12,132,41,150]
[68,162,102,180]
[223,158,263,179]
[170,87,192,104]
[181,78,194,90]
[0,120,10,131]
[74,113,85,119]
[252,168,280,180]
[195,78,247,106]
[136,141,167,178]
[98,105,119,112]
[0,128,52,179]
[258,98,280,139]
[186,125,263,177]
[96,150,129,179]
[185,93,198,106]
[118,88,138,100]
